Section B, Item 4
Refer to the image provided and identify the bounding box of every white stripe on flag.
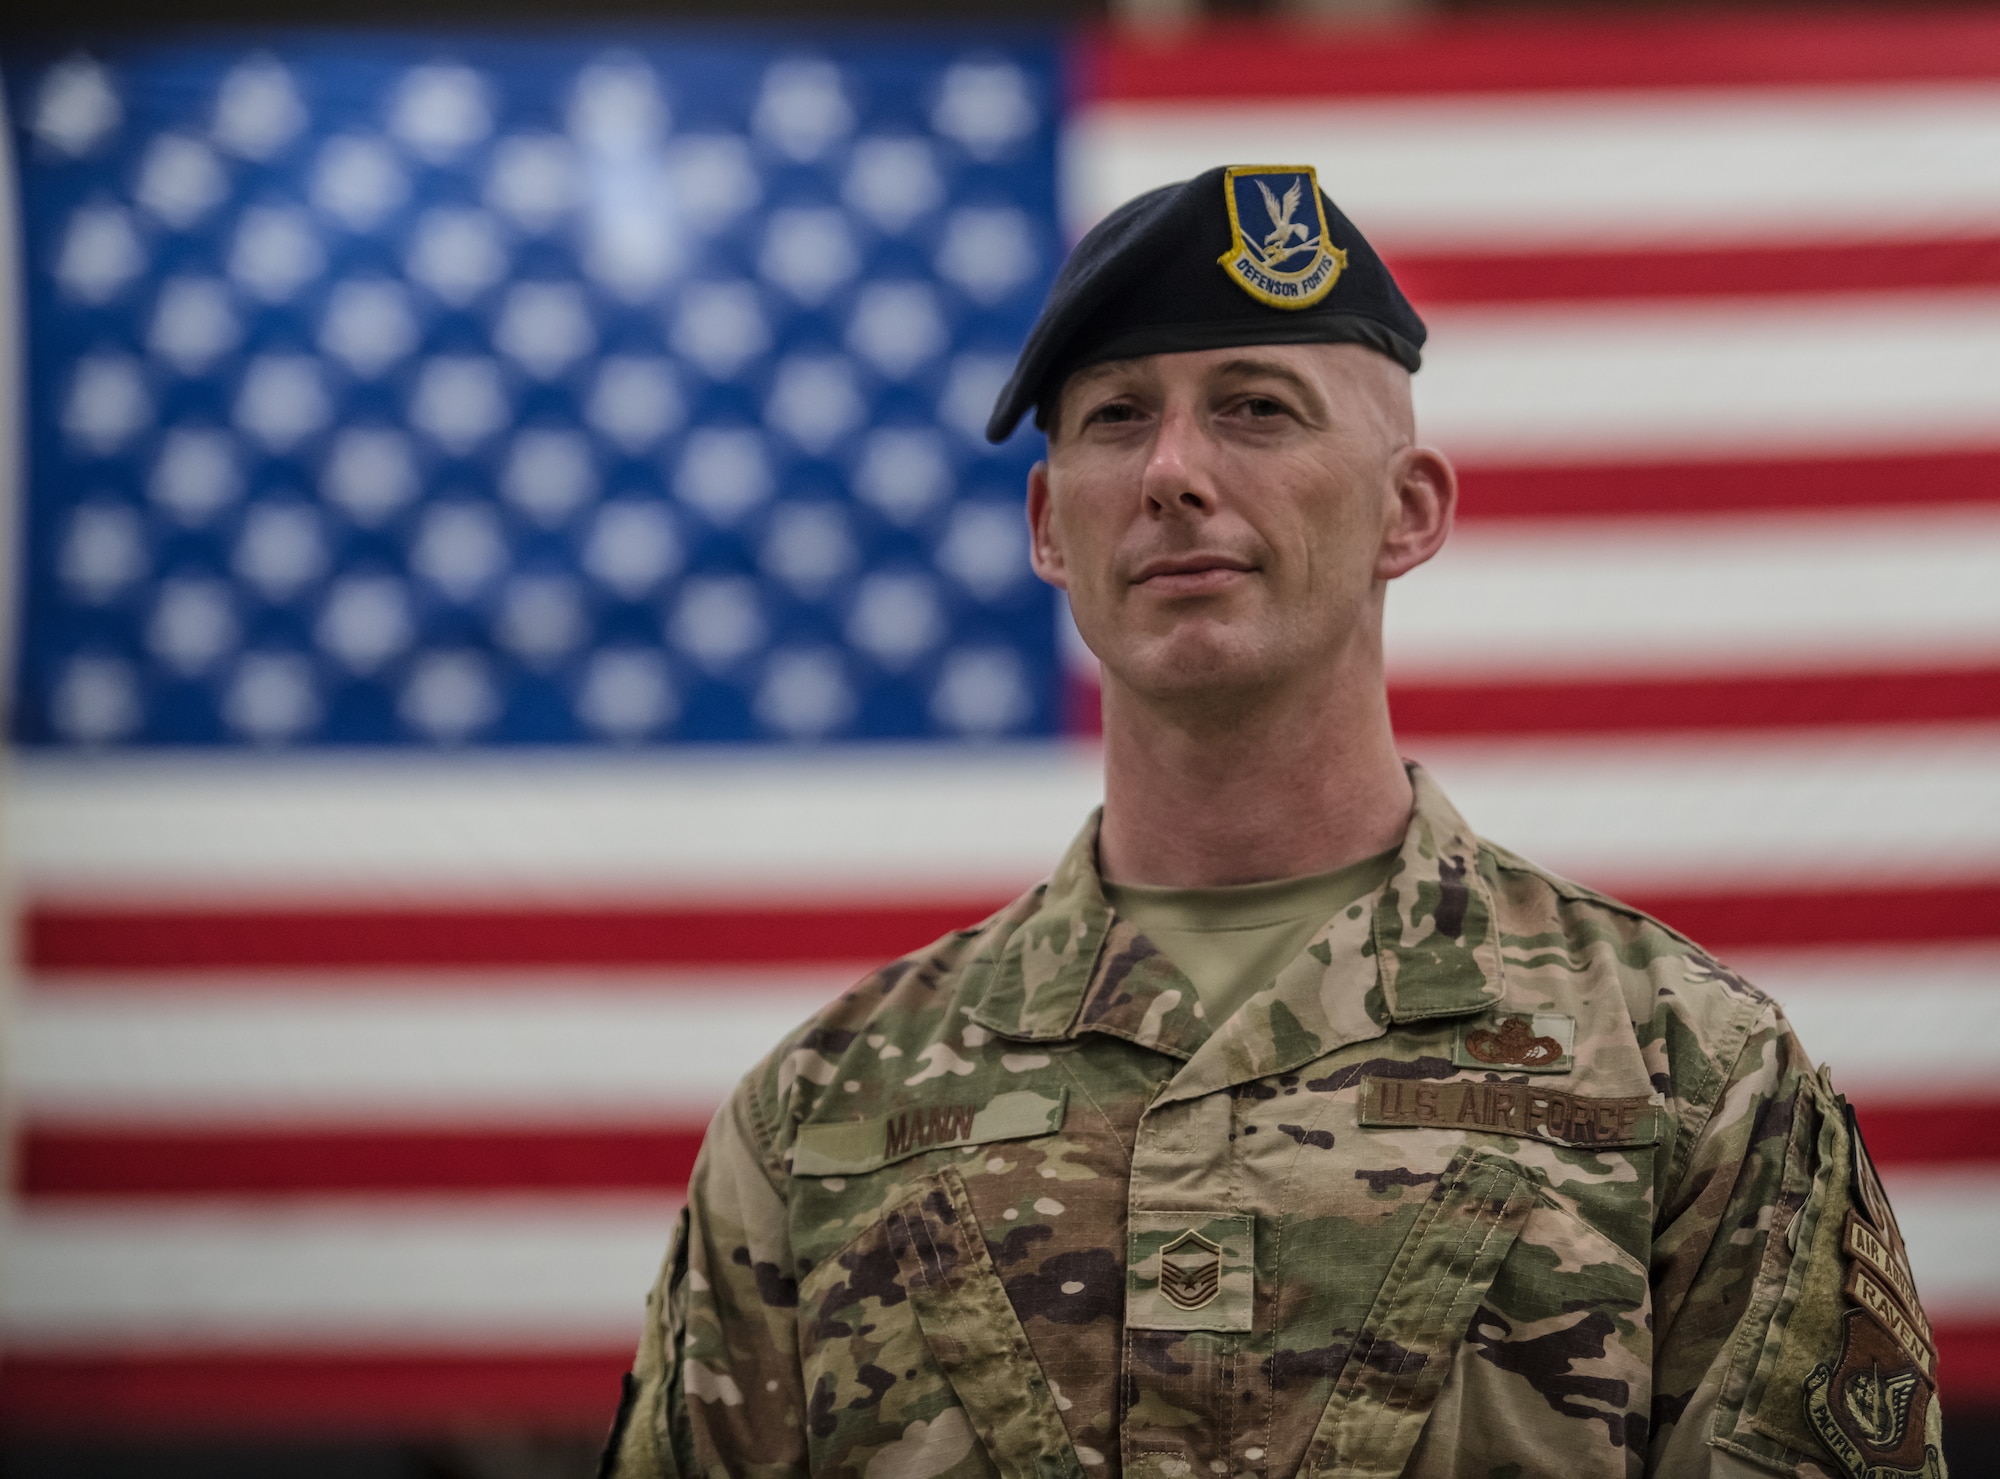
[1386,508,2000,679]
[18,736,2000,893]
[7,751,1105,896]
[1878,1170,2000,1319]
[2,1180,1989,1344]
[0,1197,679,1345]
[1408,725,2000,887]
[18,950,1995,1120]
[1066,84,2000,246]
[15,976,844,1121]
[1416,292,2000,461]
[1731,946,2000,1102]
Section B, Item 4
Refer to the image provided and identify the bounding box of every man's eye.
[1087,402,1140,426]
[1243,396,1288,418]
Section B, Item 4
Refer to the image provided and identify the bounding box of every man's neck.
[1095,667,1412,889]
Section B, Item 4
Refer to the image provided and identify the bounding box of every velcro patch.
[1360,1076,1660,1148]
[792,1089,1066,1176]
[1128,1211,1254,1332]
[1846,1264,1937,1380]
[1845,1212,1932,1344]
[1805,1308,1942,1478]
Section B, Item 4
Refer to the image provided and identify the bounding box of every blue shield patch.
[1216,164,1346,309]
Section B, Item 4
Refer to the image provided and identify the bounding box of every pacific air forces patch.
[1804,1102,1944,1479]
[1217,165,1346,309]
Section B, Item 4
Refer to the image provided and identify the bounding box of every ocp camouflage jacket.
[604,767,1944,1479]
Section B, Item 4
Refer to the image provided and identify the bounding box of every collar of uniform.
[962,809,1206,1057]
[1143,764,1503,1105]
[960,765,1503,1047]
[1372,764,1507,1022]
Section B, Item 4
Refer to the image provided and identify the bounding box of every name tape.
[793,1088,1067,1176]
[1361,1076,1660,1148]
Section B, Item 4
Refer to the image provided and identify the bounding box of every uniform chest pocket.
[1300,1147,1539,1479]
[799,1168,1085,1479]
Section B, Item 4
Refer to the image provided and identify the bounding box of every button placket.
[1124,1091,1251,1479]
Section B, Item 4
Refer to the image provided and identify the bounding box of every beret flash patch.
[1217,165,1346,309]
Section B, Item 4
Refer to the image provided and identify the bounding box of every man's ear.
[1376,445,1456,582]
[1027,461,1069,590]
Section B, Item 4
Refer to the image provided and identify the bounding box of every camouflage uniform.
[604,766,1944,1479]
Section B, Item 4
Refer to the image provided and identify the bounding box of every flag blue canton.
[7,35,1061,747]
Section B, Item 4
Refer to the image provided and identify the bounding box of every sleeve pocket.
[890,1168,1089,1479]
[1709,1074,1847,1468]
[601,1205,693,1479]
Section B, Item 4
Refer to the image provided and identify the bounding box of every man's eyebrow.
[1210,357,1318,395]
[1065,361,1134,394]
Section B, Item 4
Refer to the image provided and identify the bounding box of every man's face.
[1027,342,1441,706]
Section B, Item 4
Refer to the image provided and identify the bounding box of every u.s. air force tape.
[791,1089,1067,1176]
[1360,1076,1661,1148]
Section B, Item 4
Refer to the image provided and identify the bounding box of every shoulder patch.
[1799,1100,1944,1477]
[1720,1071,1946,1477]
[1805,1308,1943,1478]
[791,1088,1066,1177]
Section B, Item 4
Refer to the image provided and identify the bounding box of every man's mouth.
[1132,554,1256,591]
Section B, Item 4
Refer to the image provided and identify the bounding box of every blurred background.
[2,0,1997,1474]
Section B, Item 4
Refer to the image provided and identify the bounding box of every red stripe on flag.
[1631,884,2000,952]
[26,900,995,974]
[0,1349,629,1436]
[1389,667,2000,738]
[1937,1324,2000,1404]
[1390,237,2000,305]
[1080,12,2000,101]
[23,881,2000,974]
[7,1327,1999,1437]
[1455,450,2000,521]
[18,1123,708,1197]
[1070,665,2000,741]
[1849,1101,2000,1168]
[20,1098,1989,1200]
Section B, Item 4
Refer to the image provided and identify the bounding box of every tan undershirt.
[1102,848,1398,1029]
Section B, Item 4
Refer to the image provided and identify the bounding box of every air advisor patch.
[1800,1090,1945,1479]
[1217,165,1346,309]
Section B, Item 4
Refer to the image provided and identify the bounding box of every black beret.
[985,164,1426,443]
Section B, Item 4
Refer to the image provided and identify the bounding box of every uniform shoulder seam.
[1666,990,1781,1204]
[1488,843,1706,950]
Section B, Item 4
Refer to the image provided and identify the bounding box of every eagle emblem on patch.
[1216,165,1346,309]
[1804,1309,1943,1478]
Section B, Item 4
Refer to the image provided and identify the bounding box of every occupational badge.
[1454,1011,1575,1072]
[1216,165,1346,309]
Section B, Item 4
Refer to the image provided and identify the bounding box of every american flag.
[3,9,1998,1441]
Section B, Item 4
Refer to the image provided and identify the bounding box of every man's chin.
[1105,634,1280,705]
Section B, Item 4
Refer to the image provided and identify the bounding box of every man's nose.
[1140,404,1217,518]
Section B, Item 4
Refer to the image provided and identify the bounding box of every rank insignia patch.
[1128,1212,1254,1331]
[1216,165,1346,309]
[1158,1230,1222,1312]
[1454,1011,1575,1072]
